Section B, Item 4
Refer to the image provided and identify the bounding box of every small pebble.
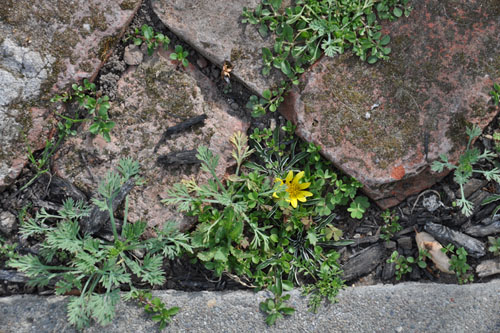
[422,195,441,212]
[123,45,143,66]
[0,211,16,235]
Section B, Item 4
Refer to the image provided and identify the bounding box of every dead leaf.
[415,230,453,274]
[301,216,313,230]
[221,60,233,82]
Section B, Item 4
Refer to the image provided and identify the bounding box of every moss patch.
[300,0,499,170]
[120,0,138,10]
[140,63,198,120]
[97,35,118,61]
[302,54,420,168]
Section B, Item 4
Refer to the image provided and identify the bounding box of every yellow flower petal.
[275,178,284,185]
[295,192,310,201]
[285,171,294,184]
[301,191,313,197]
[290,197,298,208]
[293,171,305,184]
[273,192,279,199]
[298,182,311,189]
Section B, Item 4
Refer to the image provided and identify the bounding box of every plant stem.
[107,198,119,242]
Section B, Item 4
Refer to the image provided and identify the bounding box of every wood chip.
[415,231,452,274]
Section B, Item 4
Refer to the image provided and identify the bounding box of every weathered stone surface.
[53,48,248,230]
[151,0,284,95]
[2,281,500,332]
[0,0,141,190]
[0,211,16,235]
[280,0,500,208]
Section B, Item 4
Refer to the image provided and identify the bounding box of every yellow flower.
[273,170,313,208]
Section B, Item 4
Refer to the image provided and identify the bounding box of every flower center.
[287,183,299,197]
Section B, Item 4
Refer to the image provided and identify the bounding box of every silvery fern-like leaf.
[18,217,49,238]
[465,125,481,143]
[139,254,166,285]
[98,260,131,290]
[91,197,109,211]
[457,197,474,217]
[88,291,120,326]
[117,157,140,180]
[196,146,219,175]
[97,172,122,199]
[45,220,81,253]
[125,254,165,286]
[59,198,91,220]
[67,296,91,329]
[74,251,100,274]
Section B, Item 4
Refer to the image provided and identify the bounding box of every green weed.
[432,125,500,217]
[8,159,190,329]
[441,244,473,284]
[170,45,190,68]
[380,210,402,242]
[163,127,366,324]
[242,0,411,116]
[490,83,500,106]
[51,79,115,142]
[487,236,500,256]
[259,273,295,326]
[130,24,171,56]
[387,249,428,280]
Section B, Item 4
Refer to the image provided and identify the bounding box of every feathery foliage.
[9,159,190,329]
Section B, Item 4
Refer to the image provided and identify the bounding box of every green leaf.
[280,60,293,77]
[214,247,229,262]
[367,56,378,64]
[381,47,391,55]
[283,24,293,42]
[197,250,214,261]
[270,233,279,243]
[259,23,268,37]
[262,89,272,100]
[280,307,295,315]
[307,231,318,246]
[89,123,100,134]
[393,7,403,17]
[269,0,282,11]
[380,35,391,45]
[417,261,427,268]
[67,296,90,329]
[482,194,500,206]
[266,313,278,326]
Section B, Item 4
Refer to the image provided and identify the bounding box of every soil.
[1,0,499,298]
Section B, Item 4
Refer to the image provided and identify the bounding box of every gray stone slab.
[152,0,284,96]
[0,0,141,190]
[1,280,499,332]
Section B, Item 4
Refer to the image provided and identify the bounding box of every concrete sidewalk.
[1,280,499,332]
